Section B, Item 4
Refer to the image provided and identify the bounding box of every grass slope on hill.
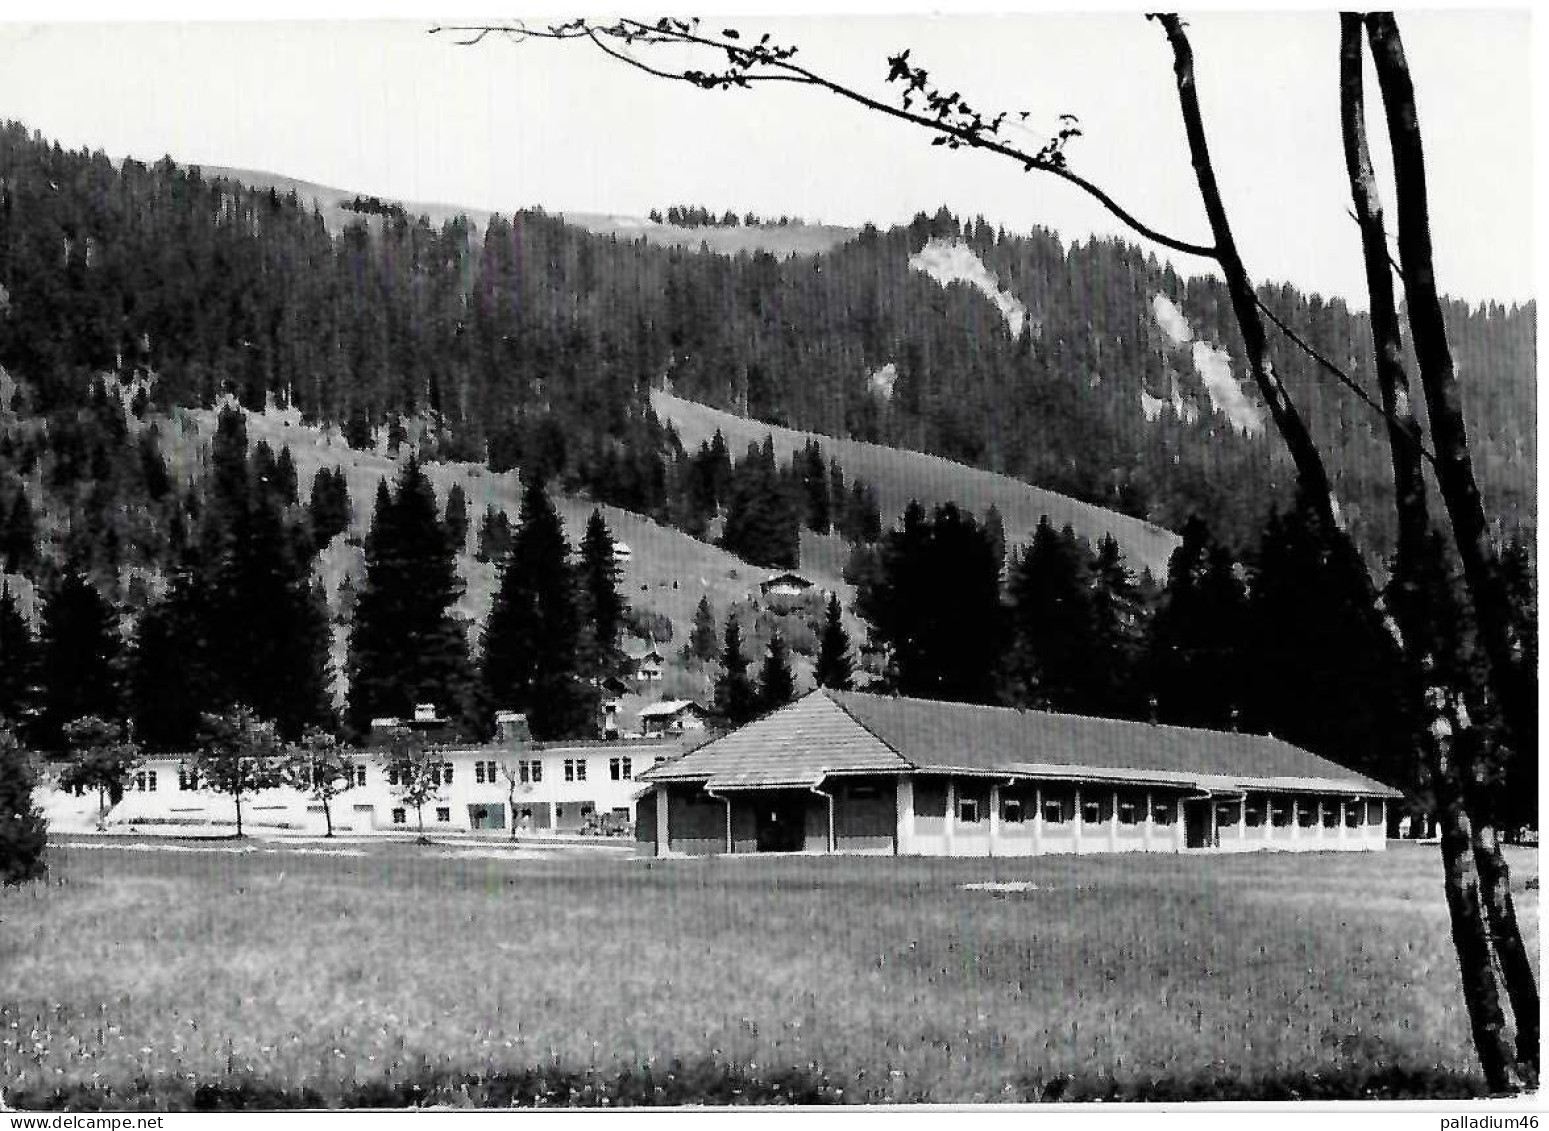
[653,391,1182,579]
[204,166,854,257]
[159,403,860,716]
[2,841,1531,1107]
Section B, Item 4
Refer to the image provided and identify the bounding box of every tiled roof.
[639,688,1401,797]
[641,691,909,788]
[638,700,703,719]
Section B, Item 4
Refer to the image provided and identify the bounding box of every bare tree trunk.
[1340,15,1535,1087]
[1432,756,1523,1092]
[234,791,244,838]
[1337,15,1428,602]
[1362,14,1539,1079]
[1468,814,1540,1076]
[1153,14,1340,534]
[1362,12,1532,759]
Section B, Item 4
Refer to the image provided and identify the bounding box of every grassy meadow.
[0,839,1534,1108]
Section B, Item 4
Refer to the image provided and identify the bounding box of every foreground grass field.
[0,840,1536,1107]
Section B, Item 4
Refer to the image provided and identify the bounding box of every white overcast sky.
[0,3,1535,307]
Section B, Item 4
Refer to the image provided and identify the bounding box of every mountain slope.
[653,390,1181,578]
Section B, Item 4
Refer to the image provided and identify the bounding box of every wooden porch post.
[944,778,957,856]
[895,776,915,856]
[1109,788,1119,852]
[1033,785,1044,855]
[654,787,669,857]
[1143,789,1153,852]
[989,783,1002,854]
[1072,785,1083,853]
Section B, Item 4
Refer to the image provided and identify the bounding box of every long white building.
[42,723,683,837]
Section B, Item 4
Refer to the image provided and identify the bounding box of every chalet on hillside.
[637,699,710,738]
[635,689,1400,858]
[626,643,666,683]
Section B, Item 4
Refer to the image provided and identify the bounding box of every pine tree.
[855,502,1006,704]
[1143,516,1249,729]
[576,509,627,683]
[478,477,593,739]
[688,596,719,663]
[36,569,121,749]
[1005,519,1100,712]
[759,628,797,712]
[1,487,37,574]
[814,592,854,690]
[444,482,470,552]
[1088,533,1147,718]
[345,456,473,737]
[476,505,513,563]
[307,466,351,548]
[0,583,38,726]
[714,615,758,726]
[0,724,46,885]
[130,565,218,751]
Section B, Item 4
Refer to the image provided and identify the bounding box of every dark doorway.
[755,794,808,852]
[1183,800,1213,848]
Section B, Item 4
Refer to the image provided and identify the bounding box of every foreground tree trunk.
[1468,815,1539,1076]
[1153,15,1342,538]
[1432,757,1522,1092]
[1340,15,1535,1087]
[1361,13,1538,1080]
[1362,12,1533,761]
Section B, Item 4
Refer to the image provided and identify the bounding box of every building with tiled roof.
[635,688,1401,857]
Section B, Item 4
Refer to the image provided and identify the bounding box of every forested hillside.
[0,122,1534,567]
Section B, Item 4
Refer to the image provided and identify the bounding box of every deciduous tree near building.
[58,716,140,829]
[194,707,286,838]
[283,729,357,838]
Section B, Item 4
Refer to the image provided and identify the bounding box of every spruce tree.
[759,628,797,712]
[0,725,46,886]
[444,482,470,551]
[307,466,351,548]
[814,592,854,690]
[1088,534,1147,718]
[576,509,627,682]
[1005,519,1099,712]
[36,569,121,749]
[0,583,38,726]
[1143,516,1249,730]
[714,615,758,726]
[688,596,719,663]
[478,477,593,739]
[345,456,473,737]
[1242,496,1409,787]
[476,505,513,563]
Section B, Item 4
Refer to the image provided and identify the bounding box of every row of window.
[388,802,603,825]
[947,794,1382,827]
[116,755,635,794]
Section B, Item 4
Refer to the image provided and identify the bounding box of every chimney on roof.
[494,710,531,747]
[1147,695,1159,725]
[1229,706,1240,734]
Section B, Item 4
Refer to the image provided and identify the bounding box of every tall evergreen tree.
[478,477,594,739]
[0,725,46,886]
[444,482,470,552]
[814,592,854,691]
[1240,495,1408,780]
[759,628,797,712]
[1005,519,1099,712]
[688,596,719,663]
[714,615,758,726]
[36,569,121,749]
[307,465,352,549]
[1143,516,1249,730]
[345,456,473,737]
[576,509,627,683]
[1088,534,1148,718]
[855,501,1005,704]
[0,583,38,727]
[475,505,513,563]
